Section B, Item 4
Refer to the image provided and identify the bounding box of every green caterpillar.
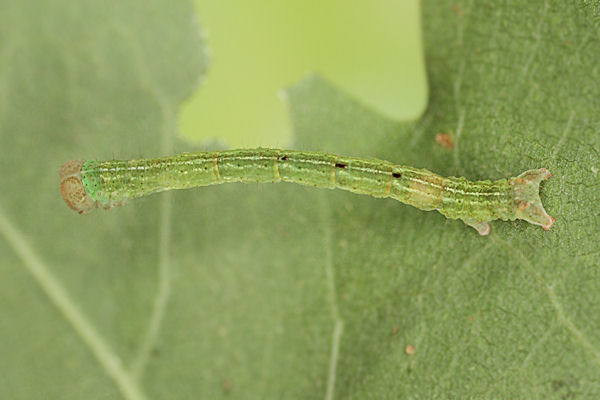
[59,148,554,235]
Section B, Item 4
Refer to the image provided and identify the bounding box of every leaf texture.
[1,1,599,399]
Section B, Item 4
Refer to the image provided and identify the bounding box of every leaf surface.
[1,1,599,399]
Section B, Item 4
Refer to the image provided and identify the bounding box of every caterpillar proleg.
[60,148,555,235]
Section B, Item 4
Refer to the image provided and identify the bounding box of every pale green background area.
[180,0,426,147]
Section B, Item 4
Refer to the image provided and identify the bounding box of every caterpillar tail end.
[510,168,555,231]
[60,160,96,214]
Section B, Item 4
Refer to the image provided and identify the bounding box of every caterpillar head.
[60,160,97,214]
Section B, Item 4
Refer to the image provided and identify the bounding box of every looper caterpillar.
[59,148,555,235]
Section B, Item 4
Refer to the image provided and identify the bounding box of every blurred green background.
[180,0,426,146]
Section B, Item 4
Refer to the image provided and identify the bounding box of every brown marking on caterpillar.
[542,216,556,231]
[330,161,336,186]
[273,149,281,180]
[392,172,402,178]
[335,162,347,169]
[435,133,455,149]
[407,172,445,211]
[214,151,221,180]
[59,160,96,214]
[437,177,445,209]
[386,172,393,196]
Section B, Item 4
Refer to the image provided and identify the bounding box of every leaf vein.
[320,194,344,400]
[492,237,600,367]
[0,207,147,400]
[111,21,175,380]
[550,110,575,161]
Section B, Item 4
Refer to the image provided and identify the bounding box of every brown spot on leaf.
[435,133,455,149]
[223,379,232,394]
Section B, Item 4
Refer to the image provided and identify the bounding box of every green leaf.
[1,1,599,400]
